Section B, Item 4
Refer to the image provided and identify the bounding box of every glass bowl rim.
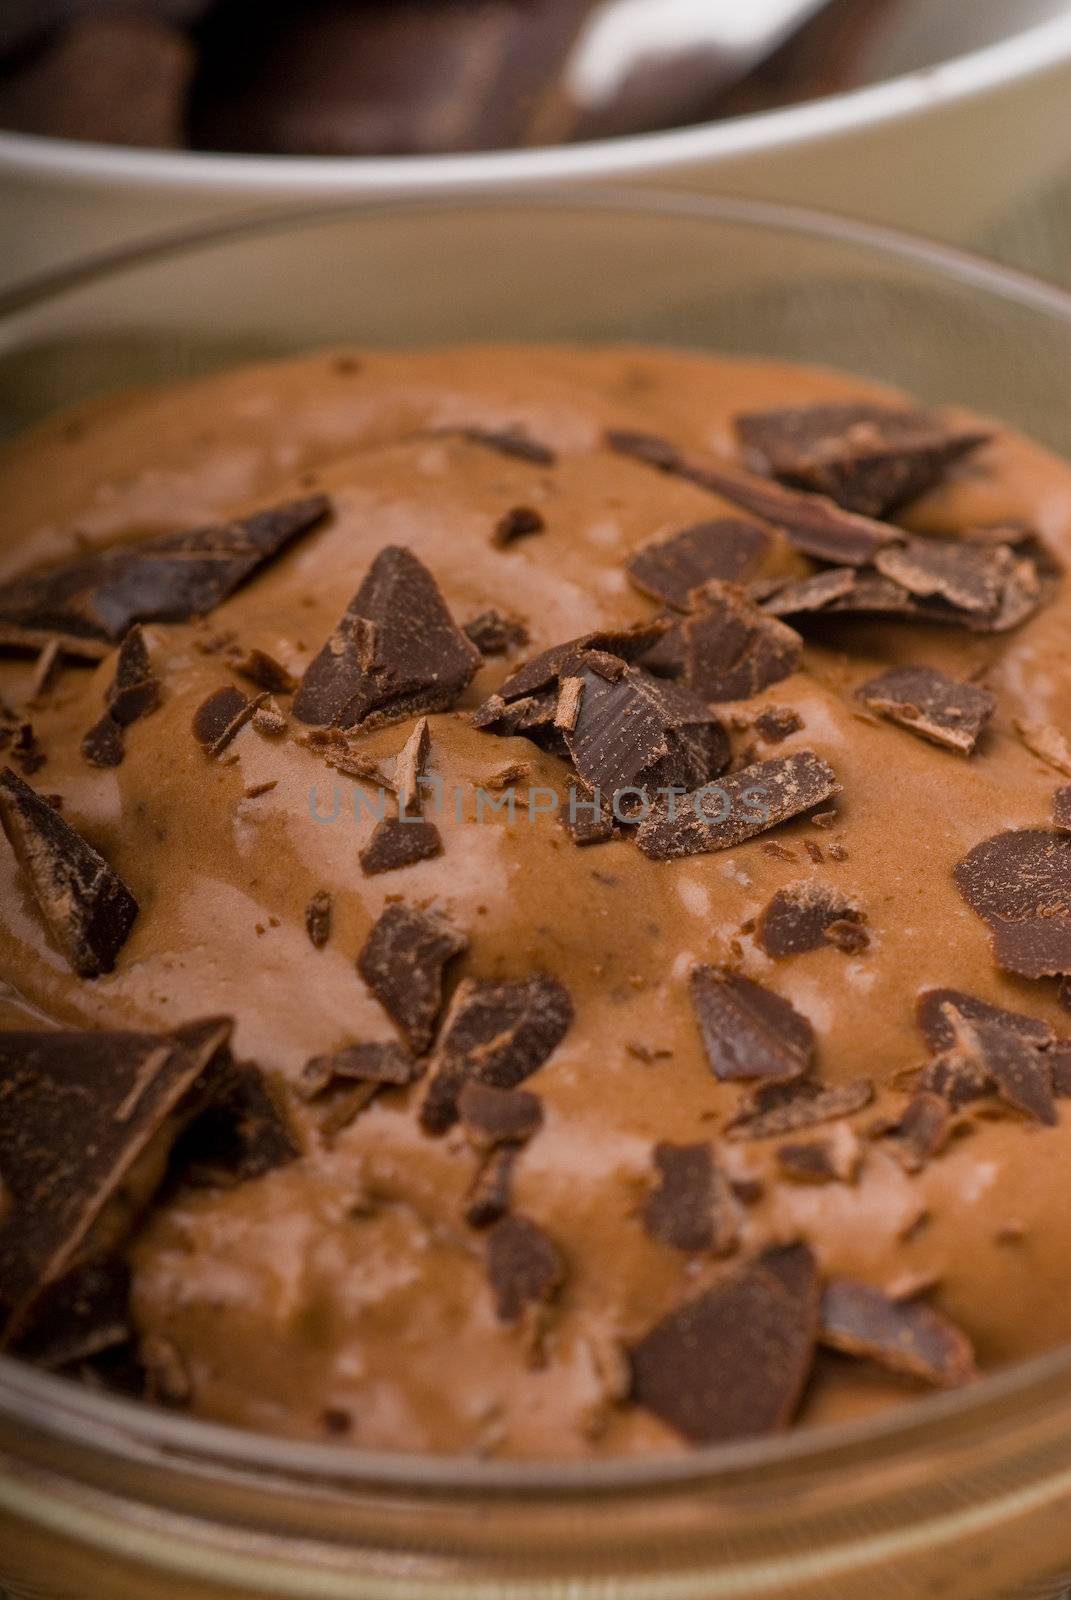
[3,184,1071,1499]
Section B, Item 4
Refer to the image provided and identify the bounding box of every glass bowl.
[2,192,1071,1600]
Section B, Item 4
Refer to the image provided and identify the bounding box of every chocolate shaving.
[857,666,995,755]
[293,546,480,732]
[465,1145,518,1229]
[776,1124,861,1185]
[451,426,556,466]
[875,537,1007,616]
[951,1017,1056,1125]
[562,655,729,802]
[81,714,126,769]
[735,403,989,518]
[629,1242,819,1444]
[463,609,529,656]
[690,966,813,1082]
[299,1041,419,1104]
[486,1214,564,1322]
[457,1081,543,1150]
[357,905,467,1055]
[759,567,858,617]
[1015,719,1071,778]
[636,750,841,861]
[754,707,804,744]
[915,988,1054,1055]
[820,1278,977,1387]
[0,766,138,977]
[680,582,802,702]
[494,506,545,547]
[607,428,902,565]
[358,817,443,876]
[880,1092,952,1173]
[304,890,332,949]
[192,685,262,757]
[954,829,1071,979]
[0,1017,232,1341]
[726,1077,874,1141]
[490,621,668,707]
[627,520,772,610]
[642,1142,739,1255]
[0,496,329,649]
[758,881,867,959]
[84,625,160,765]
[230,647,297,695]
[421,973,572,1134]
[393,716,431,818]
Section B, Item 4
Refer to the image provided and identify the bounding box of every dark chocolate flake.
[82,625,160,768]
[820,1279,977,1387]
[681,582,802,703]
[759,567,857,618]
[175,1060,300,1187]
[358,817,443,876]
[230,647,297,695]
[954,829,1071,979]
[192,685,262,757]
[457,1081,544,1150]
[81,714,126,769]
[727,1077,874,1141]
[690,966,813,1082]
[636,750,841,861]
[465,1146,518,1229]
[452,426,556,467]
[304,890,332,949]
[880,1092,952,1173]
[735,402,989,518]
[0,495,329,649]
[758,881,867,959]
[642,1142,739,1255]
[627,519,771,610]
[358,904,467,1056]
[776,1126,861,1185]
[0,766,138,977]
[754,707,804,744]
[421,973,573,1134]
[915,988,1054,1055]
[0,1018,232,1341]
[13,1259,132,1372]
[494,506,546,547]
[486,1214,564,1322]
[491,621,668,707]
[293,546,480,732]
[629,1243,819,1445]
[875,537,1006,616]
[463,609,529,656]
[857,666,995,755]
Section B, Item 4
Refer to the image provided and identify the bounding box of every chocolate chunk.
[642,1143,739,1255]
[463,609,529,656]
[607,429,902,565]
[690,966,813,1082]
[880,1092,952,1173]
[680,582,802,702]
[758,881,867,959]
[0,496,329,650]
[175,1061,300,1187]
[357,905,467,1055]
[735,403,989,517]
[1054,786,1071,833]
[0,766,138,977]
[0,1018,231,1341]
[917,1053,993,1110]
[627,520,772,610]
[393,717,431,818]
[819,1279,977,1387]
[636,750,841,861]
[300,1041,420,1100]
[915,988,1055,1055]
[953,1018,1056,1125]
[759,567,858,618]
[727,1077,874,1140]
[192,685,262,756]
[81,714,126,769]
[293,546,480,732]
[776,1124,861,1185]
[252,699,287,738]
[465,1146,518,1230]
[231,648,297,695]
[857,666,995,755]
[450,427,556,466]
[472,688,562,751]
[13,1259,132,1373]
[304,890,332,950]
[486,1214,565,1323]
[358,817,443,876]
[457,1082,544,1150]
[875,537,1006,616]
[630,1243,819,1444]
[562,656,729,802]
[557,794,618,846]
[1015,719,1071,778]
[954,830,1071,979]
[494,506,546,547]
[491,621,669,706]
[421,973,573,1134]
[754,707,804,744]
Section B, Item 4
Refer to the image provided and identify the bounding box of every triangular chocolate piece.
[0,1018,232,1342]
[0,766,138,976]
[689,966,813,1082]
[293,546,480,731]
[358,904,468,1054]
[627,520,771,609]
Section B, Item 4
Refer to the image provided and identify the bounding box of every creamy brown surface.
[3,344,1071,1459]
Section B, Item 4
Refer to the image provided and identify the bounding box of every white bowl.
[1,1,1070,291]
